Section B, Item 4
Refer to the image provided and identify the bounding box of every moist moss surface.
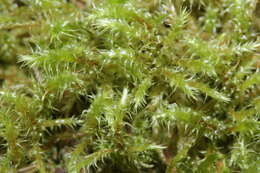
[0,0,260,172]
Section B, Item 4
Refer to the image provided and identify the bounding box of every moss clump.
[0,0,260,172]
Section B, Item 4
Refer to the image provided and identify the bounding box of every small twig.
[33,67,43,83]
[17,164,37,173]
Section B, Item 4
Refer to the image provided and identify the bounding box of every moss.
[0,0,259,172]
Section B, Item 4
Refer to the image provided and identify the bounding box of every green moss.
[0,0,259,172]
